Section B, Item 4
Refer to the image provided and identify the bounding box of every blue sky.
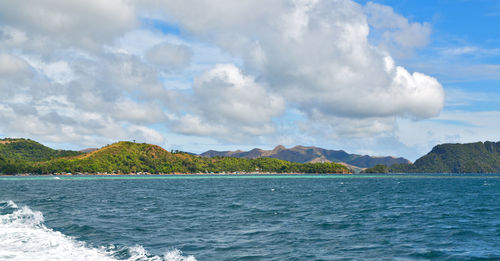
[371,0,500,91]
[0,0,499,161]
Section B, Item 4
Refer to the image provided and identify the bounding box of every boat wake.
[0,200,196,261]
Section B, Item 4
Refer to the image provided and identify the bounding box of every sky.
[0,0,499,161]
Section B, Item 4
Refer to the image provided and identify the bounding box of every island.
[389,141,500,173]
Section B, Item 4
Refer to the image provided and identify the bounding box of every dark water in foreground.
[1,174,500,260]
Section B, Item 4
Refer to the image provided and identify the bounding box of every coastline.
[2,173,500,179]
[0,171,352,177]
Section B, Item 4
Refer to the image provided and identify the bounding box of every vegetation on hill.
[0,140,350,175]
[389,141,500,173]
[0,138,83,174]
[0,138,82,161]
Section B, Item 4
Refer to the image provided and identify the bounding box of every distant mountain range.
[201,145,411,169]
[390,141,500,173]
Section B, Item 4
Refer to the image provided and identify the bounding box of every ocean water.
[1,175,500,260]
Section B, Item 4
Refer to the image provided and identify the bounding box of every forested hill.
[0,140,350,175]
[389,141,500,173]
[201,145,410,168]
[0,138,82,162]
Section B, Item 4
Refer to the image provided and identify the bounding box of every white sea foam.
[0,201,196,261]
[163,249,197,261]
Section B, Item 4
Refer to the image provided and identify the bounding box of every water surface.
[1,174,499,260]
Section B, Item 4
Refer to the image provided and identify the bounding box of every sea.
[1,174,499,261]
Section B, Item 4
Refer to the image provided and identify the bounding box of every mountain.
[389,141,500,173]
[0,140,349,174]
[0,138,82,162]
[201,145,410,168]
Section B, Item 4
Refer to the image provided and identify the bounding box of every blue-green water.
[1,174,500,260]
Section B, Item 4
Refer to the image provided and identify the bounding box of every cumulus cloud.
[145,0,443,138]
[172,64,285,141]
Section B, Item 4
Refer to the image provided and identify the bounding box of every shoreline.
[0,171,352,177]
[2,173,500,178]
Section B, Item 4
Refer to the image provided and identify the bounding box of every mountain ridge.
[201,145,410,168]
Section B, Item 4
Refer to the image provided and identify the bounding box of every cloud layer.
[146,0,444,135]
[0,0,445,153]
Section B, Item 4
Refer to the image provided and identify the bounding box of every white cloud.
[193,64,284,125]
[0,53,31,78]
[0,47,171,148]
[173,64,285,141]
[0,26,28,47]
[116,29,180,56]
[127,125,165,144]
[112,99,167,124]
[145,0,443,121]
[303,110,398,138]
[23,58,75,84]
[441,46,478,56]
[0,0,137,50]
[364,2,432,57]
[145,42,192,70]
[439,46,500,57]
[138,0,285,36]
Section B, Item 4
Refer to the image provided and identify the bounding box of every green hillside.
[0,138,82,161]
[0,138,82,174]
[389,141,500,173]
[0,140,350,174]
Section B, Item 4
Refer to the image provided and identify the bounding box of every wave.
[0,201,196,261]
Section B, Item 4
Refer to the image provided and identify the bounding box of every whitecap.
[164,249,197,261]
[0,200,18,209]
[0,201,197,261]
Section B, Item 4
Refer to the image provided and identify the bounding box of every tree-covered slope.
[0,138,82,162]
[1,140,350,174]
[390,141,500,173]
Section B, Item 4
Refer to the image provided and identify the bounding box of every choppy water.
[1,174,500,260]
